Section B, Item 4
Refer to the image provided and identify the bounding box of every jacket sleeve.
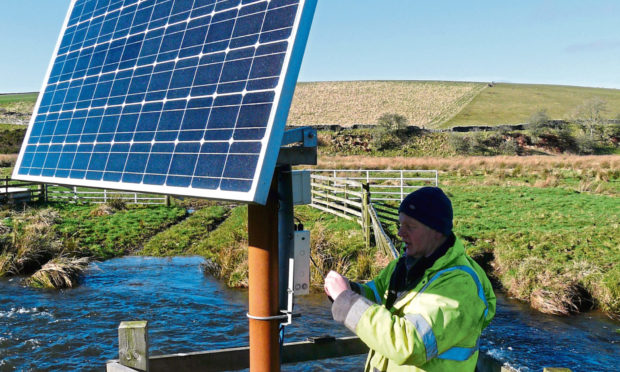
[349,258,398,304]
[332,270,486,367]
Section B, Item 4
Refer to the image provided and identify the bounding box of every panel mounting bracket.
[277,127,317,166]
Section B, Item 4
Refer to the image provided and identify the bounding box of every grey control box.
[291,230,311,296]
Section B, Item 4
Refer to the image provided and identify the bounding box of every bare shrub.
[573,97,607,139]
[448,134,472,154]
[528,109,550,136]
[371,113,409,150]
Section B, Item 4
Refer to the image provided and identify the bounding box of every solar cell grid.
[14,0,317,203]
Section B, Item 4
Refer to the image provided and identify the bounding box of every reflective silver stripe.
[411,266,487,361]
[366,280,382,304]
[404,313,438,361]
[437,338,480,361]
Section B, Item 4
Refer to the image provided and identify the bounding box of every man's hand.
[324,270,350,301]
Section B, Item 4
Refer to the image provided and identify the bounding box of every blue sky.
[1,0,619,93]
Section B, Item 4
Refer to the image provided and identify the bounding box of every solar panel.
[13,0,317,204]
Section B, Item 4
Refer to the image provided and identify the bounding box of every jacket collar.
[391,237,466,311]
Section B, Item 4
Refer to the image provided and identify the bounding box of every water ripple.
[0,256,618,371]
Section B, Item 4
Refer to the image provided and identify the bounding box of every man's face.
[398,213,444,258]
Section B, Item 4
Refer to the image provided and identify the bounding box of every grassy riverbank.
[0,202,187,287]
[0,90,617,318]
[318,155,619,317]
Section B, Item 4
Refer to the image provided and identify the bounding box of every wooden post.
[361,183,371,249]
[118,321,149,371]
[247,176,280,372]
[165,195,171,207]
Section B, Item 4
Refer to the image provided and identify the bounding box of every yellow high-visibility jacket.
[331,238,496,372]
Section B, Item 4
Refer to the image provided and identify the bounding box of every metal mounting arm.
[277,127,317,166]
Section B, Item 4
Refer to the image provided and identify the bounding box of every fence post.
[165,195,171,207]
[343,183,348,218]
[38,183,44,203]
[362,183,371,250]
[73,186,78,203]
[435,170,438,186]
[400,170,404,200]
[104,189,107,203]
[117,321,149,371]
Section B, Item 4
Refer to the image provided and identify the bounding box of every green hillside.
[3,82,620,128]
[443,83,620,128]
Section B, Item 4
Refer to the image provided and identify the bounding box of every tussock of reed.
[310,223,351,288]
[201,240,248,288]
[26,257,90,289]
[0,208,63,277]
[89,204,116,216]
[0,154,17,167]
[530,281,594,316]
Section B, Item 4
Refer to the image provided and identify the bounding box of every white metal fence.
[311,169,438,202]
[309,174,366,223]
[46,185,167,205]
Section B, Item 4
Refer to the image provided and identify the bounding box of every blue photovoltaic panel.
[13,0,317,204]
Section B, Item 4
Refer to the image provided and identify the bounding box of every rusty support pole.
[248,175,280,372]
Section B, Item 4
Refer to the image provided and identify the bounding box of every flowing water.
[0,257,618,371]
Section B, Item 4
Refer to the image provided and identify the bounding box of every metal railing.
[309,174,366,223]
[0,177,167,206]
[46,185,167,205]
[312,169,438,201]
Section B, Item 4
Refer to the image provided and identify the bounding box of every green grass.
[378,184,619,316]
[0,93,37,106]
[0,124,26,131]
[141,204,229,256]
[52,203,187,258]
[443,83,620,128]
[182,205,372,288]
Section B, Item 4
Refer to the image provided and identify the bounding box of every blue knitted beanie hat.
[398,187,453,235]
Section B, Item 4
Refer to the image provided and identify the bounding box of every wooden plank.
[310,182,363,198]
[310,198,363,218]
[118,321,149,371]
[145,336,367,372]
[309,203,356,222]
[310,174,364,187]
[107,362,141,372]
[311,189,363,208]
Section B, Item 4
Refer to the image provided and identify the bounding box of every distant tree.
[573,97,607,139]
[377,113,408,132]
[528,109,550,136]
[372,113,409,150]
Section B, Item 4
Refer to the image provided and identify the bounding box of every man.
[324,187,496,372]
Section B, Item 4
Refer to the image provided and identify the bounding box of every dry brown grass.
[316,154,620,172]
[288,81,485,127]
[26,257,89,289]
[314,155,620,195]
[0,154,18,167]
[0,208,62,277]
[310,223,351,287]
